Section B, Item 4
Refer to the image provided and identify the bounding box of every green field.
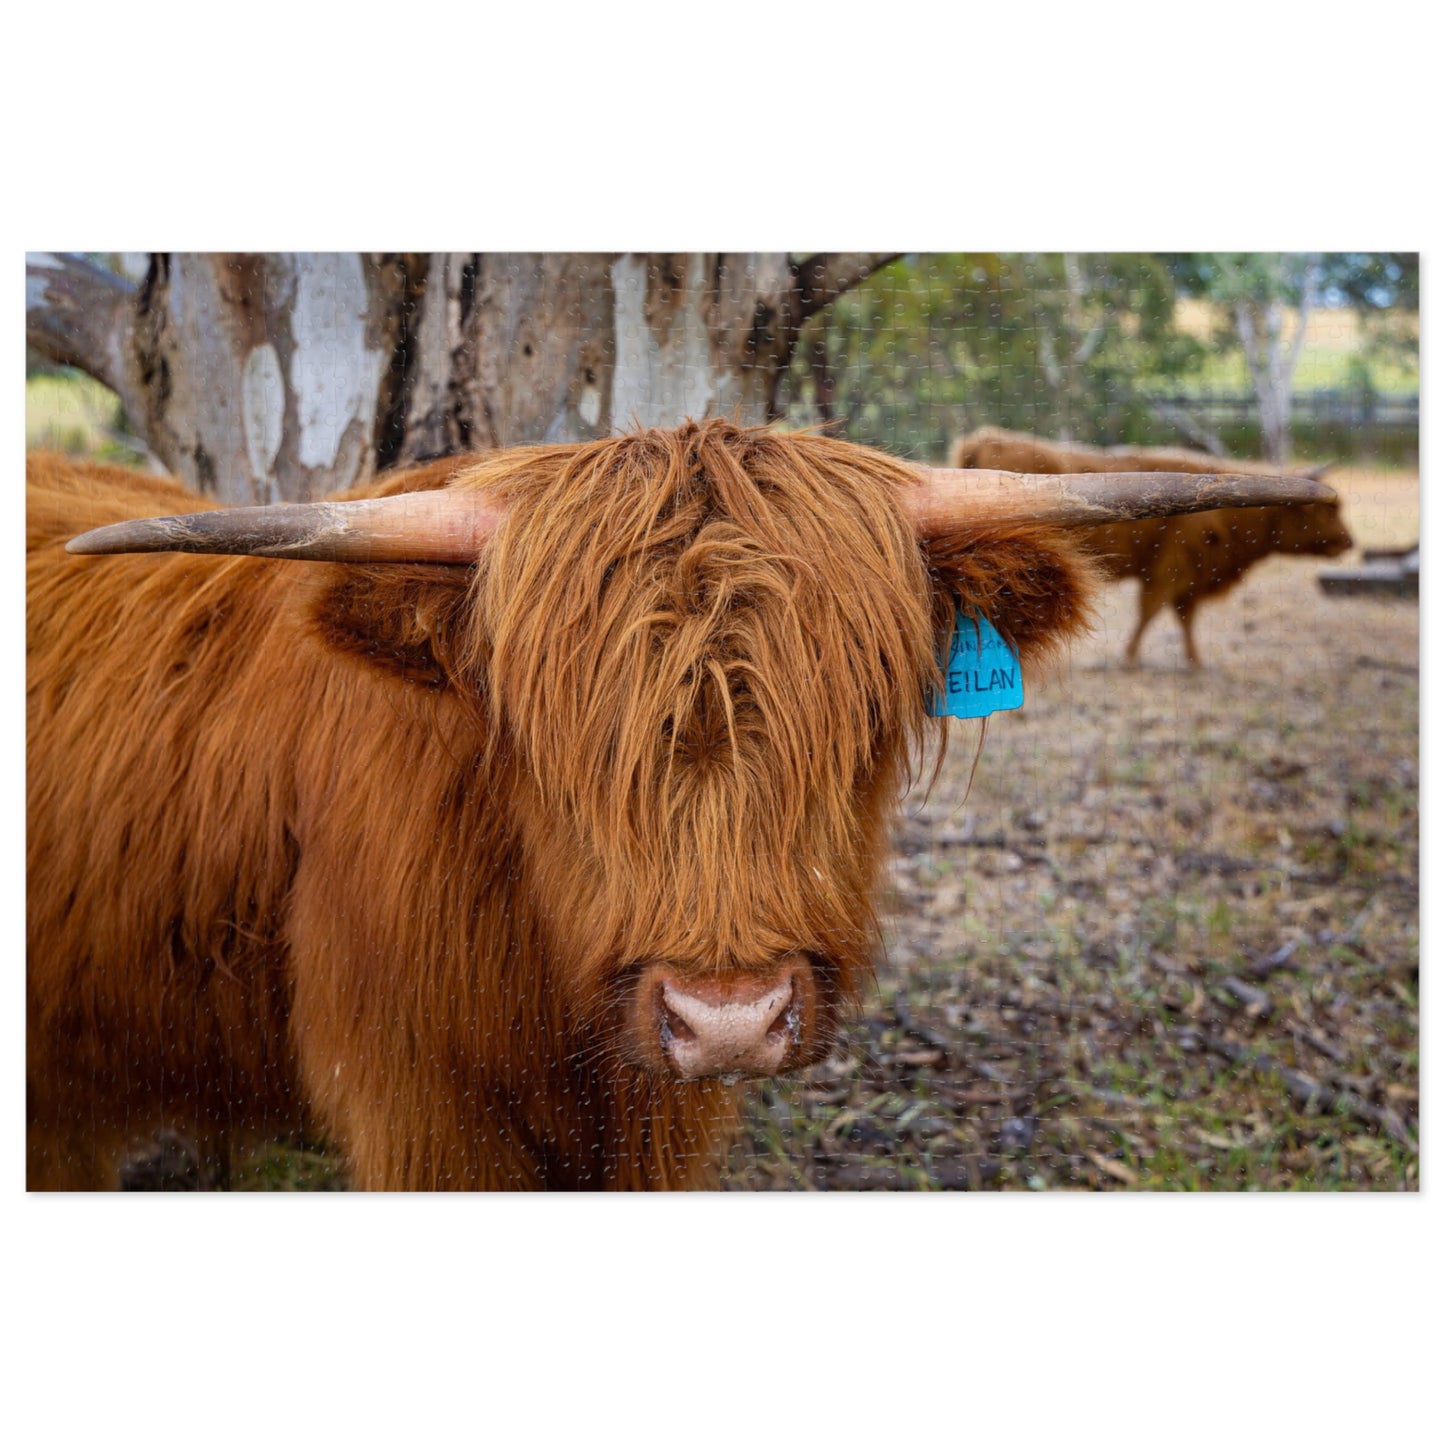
[1148,346,1418,396]
[25,372,147,463]
[1145,300,1419,394]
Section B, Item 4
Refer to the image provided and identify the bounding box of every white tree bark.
[28,251,898,502]
[1030,253,1109,443]
[1230,254,1321,463]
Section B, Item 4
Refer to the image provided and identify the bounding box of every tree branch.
[26,253,139,404]
[793,252,901,322]
[1038,323,1063,390]
[1061,252,1107,364]
[1234,297,1265,392]
[1147,398,1227,456]
[1074,317,1108,365]
[1284,253,1321,389]
[808,334,836,423]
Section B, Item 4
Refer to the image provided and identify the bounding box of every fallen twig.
[1351,654,1418,675]
[817,1158,1000,1190]
[1222,975,1274,1018]
[1087,1151,1140,1187]
[1071,1083,1154,1111]
[1249,940,1302,978]
[892,997,956,1061]
[1178,852,1259,876]
[974,1061,1015,1086]
[1288,1025,1349,1066]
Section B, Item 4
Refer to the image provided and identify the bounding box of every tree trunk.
[27,251,898,503]
[1230,255,1321,465]
[1029,253,1108,444]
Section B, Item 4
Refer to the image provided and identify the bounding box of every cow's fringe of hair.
[454,423,936,976]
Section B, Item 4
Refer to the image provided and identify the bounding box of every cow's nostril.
[658,995,697,1047]
[765,986,801,1045]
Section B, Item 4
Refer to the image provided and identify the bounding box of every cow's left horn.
[905,467,1338,534]
[65,490,506,563]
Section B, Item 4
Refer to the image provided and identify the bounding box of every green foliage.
[783,252,1416,463]
[1166,251,1318,310]
[1319,253,1417,311]
[782,253,1206,462]
[1168,251,1418,317]
[1167,251,1419,394]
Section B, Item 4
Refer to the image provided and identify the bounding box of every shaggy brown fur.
[948,427,1351,668]
[27,421,1096,1190]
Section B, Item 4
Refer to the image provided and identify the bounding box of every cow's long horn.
[66,465,1339,561]
[905,467,1338,534]
[64,489,506,563]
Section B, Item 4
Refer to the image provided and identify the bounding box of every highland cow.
[27,421,1329,1189]
[949,427,1352,668]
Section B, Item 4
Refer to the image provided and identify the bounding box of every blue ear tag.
[929,609,1024,719]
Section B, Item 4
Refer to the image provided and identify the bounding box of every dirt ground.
[722,466,1420,1190]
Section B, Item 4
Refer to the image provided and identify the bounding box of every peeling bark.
[28,251,900,500]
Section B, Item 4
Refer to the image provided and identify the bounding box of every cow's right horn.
[905,467,1338,534]
[65,489,507,563]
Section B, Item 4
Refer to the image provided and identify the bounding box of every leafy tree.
[1319,252,1420,379]
[1164,253,1326,462]
[1318,252,1418,311]
[782,254,1203,460]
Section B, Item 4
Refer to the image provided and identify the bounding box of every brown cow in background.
[28,422,1102,1190]
[949,427,1352,668]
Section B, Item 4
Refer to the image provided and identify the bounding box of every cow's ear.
[922,525,1099,669]
[310,564,473,690]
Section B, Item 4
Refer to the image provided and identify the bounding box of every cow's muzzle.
[633,959,820,1080]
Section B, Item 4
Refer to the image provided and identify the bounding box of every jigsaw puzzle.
[25,252,1418,1192]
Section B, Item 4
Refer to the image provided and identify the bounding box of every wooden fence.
[1149,390,1419,431]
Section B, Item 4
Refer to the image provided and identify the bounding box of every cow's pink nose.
[646,966,813,1079]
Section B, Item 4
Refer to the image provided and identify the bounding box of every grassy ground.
[722,466,1419,1190]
